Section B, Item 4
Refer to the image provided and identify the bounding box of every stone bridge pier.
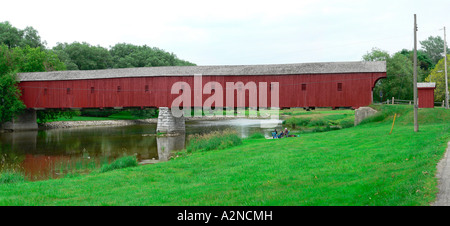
[156,107,185,134]
[1,109,38,131]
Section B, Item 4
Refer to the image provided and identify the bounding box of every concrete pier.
[1,109,38,131]
[156,107,185,134]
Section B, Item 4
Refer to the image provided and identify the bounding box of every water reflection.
[186,119,282,138]
[0,118,282,181]
[157,135,185,161]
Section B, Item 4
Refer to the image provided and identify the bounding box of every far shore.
[40,115,275,130]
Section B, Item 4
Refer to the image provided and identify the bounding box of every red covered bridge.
[17,61,386,110]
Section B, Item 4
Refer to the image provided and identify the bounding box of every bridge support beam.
[1,109,38,131]
[156,107,185,134]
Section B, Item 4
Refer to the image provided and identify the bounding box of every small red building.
[418,82,436,108]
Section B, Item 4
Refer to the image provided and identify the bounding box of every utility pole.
[413,14,419,132]
[444,26,449,109]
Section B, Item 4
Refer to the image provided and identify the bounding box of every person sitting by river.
[278,131,284,138]
[284,128,289,137]
[272,129,278,139]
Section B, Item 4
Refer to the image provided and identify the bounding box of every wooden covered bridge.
[4,61,386,131]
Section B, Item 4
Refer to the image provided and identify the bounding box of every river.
[0,118,283,181]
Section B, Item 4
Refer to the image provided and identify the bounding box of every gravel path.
[432,141,450,206]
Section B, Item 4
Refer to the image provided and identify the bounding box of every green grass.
[100,156,138,173]
[185,129,243,153]
[0,170,25,184]
[282,108,355,132]
[0,105,448,206]
[247,132,265,139]
[50,110,157,122]
[55,157,111,177]
[281,108,354,116]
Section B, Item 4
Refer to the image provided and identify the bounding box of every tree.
[0,71,26,124]
[420,36,450,65]
[52,42,196,70]
[11,46,66,72]
[384,52,414,100]
[362,47,390,62]
[363,48,414,102]
[21,26,47,48]
[0,44,66,123]
[0,21,22,49]
[109,43,196,68]
[425,55,449,102]
[0,21,46,49]
[399,49,433,82]
[53,42,113,70]
[0,44,25,123]
[51,48,79,70]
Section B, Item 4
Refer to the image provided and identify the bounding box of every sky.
[1,0,449,66]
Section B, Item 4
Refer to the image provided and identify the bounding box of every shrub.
[283,117,311,128]
[37,109,80,123]
[187,129,242,153]
[100,156,138,173]
[308,118,327,127]
[339,118,354,128]
[313,125,336,133]
[81,109,121,117]
[247,132,265,139]
[0,170,26,184]
[129,108,158,118]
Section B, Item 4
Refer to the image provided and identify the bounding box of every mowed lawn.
[0,105,449,206]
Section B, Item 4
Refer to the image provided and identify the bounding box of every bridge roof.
[18,61,386,81]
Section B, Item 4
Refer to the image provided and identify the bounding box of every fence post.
[392,97,394,105]
[443,100,445,107]
[387,99,390,104]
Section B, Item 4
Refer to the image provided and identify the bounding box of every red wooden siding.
[18,72,386,109]
[418,87,435,108]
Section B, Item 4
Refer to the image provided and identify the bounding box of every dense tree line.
[0,21,195,123]
[53,42,195,71]
[363,36,449,103]
[0,21,196,72]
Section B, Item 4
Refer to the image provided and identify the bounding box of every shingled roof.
[18,61,386,81]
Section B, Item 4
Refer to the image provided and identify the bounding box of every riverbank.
[34,107,354,130]
[1,105,449,206]
[39,115,273,130]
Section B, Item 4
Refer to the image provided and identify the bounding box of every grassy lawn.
[0,105,449,206]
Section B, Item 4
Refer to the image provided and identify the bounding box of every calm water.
[0,118,283,181]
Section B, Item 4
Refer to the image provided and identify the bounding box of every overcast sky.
[2,0,449,65]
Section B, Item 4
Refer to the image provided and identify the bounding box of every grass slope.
[0,105,449,206]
